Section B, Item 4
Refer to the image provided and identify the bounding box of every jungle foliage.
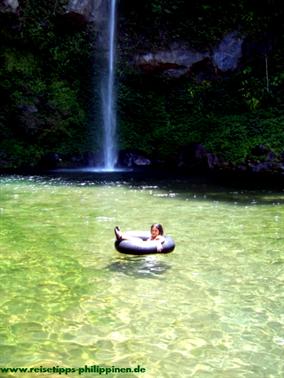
[0,0,284,169]
[0,0,93,168]
[118,0,284,165]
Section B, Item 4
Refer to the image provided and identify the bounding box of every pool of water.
[0,174,283,377]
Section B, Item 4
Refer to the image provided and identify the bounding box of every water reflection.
[106,255,171,278]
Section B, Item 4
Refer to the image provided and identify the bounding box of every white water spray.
[101,0,117,170]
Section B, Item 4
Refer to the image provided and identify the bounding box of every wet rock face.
[0,0,103,25]
[66,0,104,22]
[135,46,209,77]
[212,32,243,71]
[134,32,244,78]
[1,0,19,12]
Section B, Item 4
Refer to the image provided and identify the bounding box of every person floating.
[114,223,166,252]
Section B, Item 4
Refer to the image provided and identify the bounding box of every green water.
[0,174,283,378]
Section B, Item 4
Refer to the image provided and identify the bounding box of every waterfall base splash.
[51,167,132,173]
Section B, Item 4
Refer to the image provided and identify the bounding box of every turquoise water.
[0,174,283,378]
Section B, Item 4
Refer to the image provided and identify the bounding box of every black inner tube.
[114,231,175,255]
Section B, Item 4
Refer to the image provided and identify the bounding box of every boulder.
[117,150,151,168]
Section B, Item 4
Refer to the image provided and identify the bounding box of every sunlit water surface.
[0,174,283,378]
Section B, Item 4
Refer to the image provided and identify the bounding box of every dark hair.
[151,223,164,235]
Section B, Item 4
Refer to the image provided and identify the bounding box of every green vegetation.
[0,0,284,169]
[118,0,284,166]
[0,0,93,168]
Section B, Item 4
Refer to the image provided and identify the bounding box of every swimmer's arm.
[156,236,165,251]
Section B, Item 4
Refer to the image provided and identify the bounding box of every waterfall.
[66,0,118,172]
[100,0,117,170]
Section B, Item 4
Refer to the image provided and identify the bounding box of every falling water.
[59,0,125,174]
[101,0,117,170]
